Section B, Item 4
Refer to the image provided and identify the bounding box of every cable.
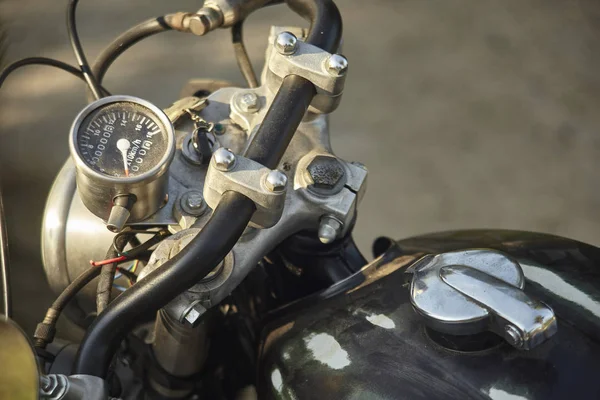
[33,264,102,349]
[88,16,173,102]
[67,0,103,100]
[97,233,132,314]
[0,57,109,93]
[74,191,256,377]
[0,182,11,318]
[231,20,259,88]
[74,0,343,379]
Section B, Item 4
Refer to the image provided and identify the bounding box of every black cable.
[67,0,103,101]
[88,16,173,102]
[0,57,109,93]
[33,265,102,348]
[74,191,256,377]
[74,0,343,379]
[231,20,259,88]
[0,182,11,318]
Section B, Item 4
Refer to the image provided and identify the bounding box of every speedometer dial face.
[76,101,169,178]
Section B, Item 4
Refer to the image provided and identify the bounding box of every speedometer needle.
[116,138,131,177]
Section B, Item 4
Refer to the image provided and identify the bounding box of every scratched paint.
[366,314,395,329]
[304,333,350,369]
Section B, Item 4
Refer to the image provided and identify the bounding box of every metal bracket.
[266,27,347,114]
[203,151,286,228]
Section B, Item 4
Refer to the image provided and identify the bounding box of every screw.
[275,31,298,55]
[213,148,236,171]
[264,170,288,192]
[318,216,343,244]
[325,54,348,77]
[235,92,260,113]
[182,301,207,328]
[504,325,524,348]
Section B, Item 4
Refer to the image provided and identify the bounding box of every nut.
[306,155,346,192]
[213,148,236,171]
[325,54,349,77]
[275,31,298,55]
[183,302,207,327]
[264,170,288,192]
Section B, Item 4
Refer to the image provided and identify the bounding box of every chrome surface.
[264,170,288,193]
[274,31,298,55]
[204,153,287,229]
[325,54,349,77]
[213,147,236,171]
[266,27,347,113]
[68,95,176,224]
[39,374,68,399]
[409,249,557,349]
[318,216,343,244]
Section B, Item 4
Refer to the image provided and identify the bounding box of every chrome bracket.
[409,249,557,350]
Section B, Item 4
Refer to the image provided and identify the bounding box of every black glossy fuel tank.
[258,230,600,399]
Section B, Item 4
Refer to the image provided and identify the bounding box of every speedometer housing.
[68,95,175,224]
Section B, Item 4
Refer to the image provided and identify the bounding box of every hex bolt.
[306,155,346,194]
[274,31,298,55]
[264,170,288,192]
[504,325,524,348]
[181,190,206,216]
[213,148,236,171]
[325,54,349,77]
[318,216,343,244]
[182,301,207,328]
[235,92,260,114]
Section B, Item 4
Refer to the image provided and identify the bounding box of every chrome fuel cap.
[409,249,557,350]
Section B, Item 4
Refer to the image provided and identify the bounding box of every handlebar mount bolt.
[264,170,288,192]
[275,31,298,55]
[325,54,349,77]
[213,148,236,171]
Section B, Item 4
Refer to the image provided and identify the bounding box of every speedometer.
[69,95,175,231]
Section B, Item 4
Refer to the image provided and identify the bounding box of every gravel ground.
[1,0,599,335]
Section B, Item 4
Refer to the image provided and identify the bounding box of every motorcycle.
[1,0,599,399]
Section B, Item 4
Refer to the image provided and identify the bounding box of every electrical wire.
[231,20,259,88]
[0,57,110,93]
[67,0,103,100]
[0,182,11,318]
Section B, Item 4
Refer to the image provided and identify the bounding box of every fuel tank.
[258,230,600,399]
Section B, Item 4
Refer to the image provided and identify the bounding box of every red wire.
[89,255,127,267]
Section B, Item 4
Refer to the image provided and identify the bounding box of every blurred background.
[0,0,599,335]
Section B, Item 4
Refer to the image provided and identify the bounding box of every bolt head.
[186,14,211,36]
[275,31,298,55]
[235,92,260,113]
[213,148,236,171]
[264,170,288,192]
[318,216,342,244]
[306,155,346,191]
[326,54,348,77]
[181,190,206,216]
[504,325,524,348]
[183,303,207,327]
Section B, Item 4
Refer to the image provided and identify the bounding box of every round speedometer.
[69,95,175,231]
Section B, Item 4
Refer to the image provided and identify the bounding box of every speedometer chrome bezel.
[68,95,176,185]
